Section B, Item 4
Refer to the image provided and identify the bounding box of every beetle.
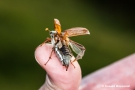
[42,19,90,70]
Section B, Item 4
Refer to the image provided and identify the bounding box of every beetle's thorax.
[49,31,57,46]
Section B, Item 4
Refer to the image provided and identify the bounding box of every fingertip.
[34,43,63,71]
[34,43,53,67]
[34,43,81,74]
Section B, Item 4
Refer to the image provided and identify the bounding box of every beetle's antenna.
[45,28,50,32]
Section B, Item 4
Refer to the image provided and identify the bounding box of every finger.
[79,53,135,90]
[35,43,80,74]
[35,43,62,71]
[35,43,82,90]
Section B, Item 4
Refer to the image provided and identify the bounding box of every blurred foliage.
[0,0,135,90]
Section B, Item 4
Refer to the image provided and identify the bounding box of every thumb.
[35,43,82,90]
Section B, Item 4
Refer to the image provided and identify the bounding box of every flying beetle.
[42,19,90,71]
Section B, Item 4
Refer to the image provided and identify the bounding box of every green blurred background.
[0,0,135,90]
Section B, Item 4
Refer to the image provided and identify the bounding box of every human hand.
[35,43,135,90]
[79,53,135,90]
[35,43,81,90]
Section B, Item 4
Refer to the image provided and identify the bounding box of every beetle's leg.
[72,59,77,62]
[44,47,54,65]
[40,38,51,46]
[35,38,51,51]
[70,60,75,68]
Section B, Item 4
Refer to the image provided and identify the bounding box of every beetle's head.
[49,31,57,38]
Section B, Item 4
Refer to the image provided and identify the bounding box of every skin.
[35,43,81,90]
[79,53,135,90]
[35,43,135,90]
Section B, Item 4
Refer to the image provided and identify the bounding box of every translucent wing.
[54,19,61,34]
[69,39,85,60]
[63,27,90,37]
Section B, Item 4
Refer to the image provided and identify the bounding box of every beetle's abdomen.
[60,45,72,56]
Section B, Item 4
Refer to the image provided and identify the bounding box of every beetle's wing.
[63,27,90,37]
[69,39,86,61]
[54,19,61,34]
